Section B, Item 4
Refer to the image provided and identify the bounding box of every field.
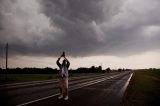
[123,69,160,106]
[0,73,100,84]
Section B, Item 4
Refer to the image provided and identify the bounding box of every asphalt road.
[0,71,133,106]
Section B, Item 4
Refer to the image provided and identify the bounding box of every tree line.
[0,66,132,74]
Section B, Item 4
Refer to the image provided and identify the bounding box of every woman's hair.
[62,59,67,66]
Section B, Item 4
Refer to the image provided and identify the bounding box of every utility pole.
[5,43,8,80]
[6,43,8,70]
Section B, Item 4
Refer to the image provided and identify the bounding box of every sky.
[0,0,160,69]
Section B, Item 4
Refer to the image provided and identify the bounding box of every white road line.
[119,72,133,96]
[17,73,127,106]
[0,74,113,90]
[17,93,59,106]
[0,73,106,88]
[0,79,56,87]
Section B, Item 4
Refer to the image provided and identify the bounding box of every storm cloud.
[0,0,160,57]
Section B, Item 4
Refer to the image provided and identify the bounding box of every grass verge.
[123,69,160,106]
[0,74,58,83]
[0,73,102,84]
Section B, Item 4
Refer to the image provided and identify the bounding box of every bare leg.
[59,80,63,95]
[65,87,68,97]
[62,79,65,97]
[59,87,62,95]
[58,79,63,99]
[64,78,69,100]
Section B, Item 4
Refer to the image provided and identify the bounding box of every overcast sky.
[0,0,160,69]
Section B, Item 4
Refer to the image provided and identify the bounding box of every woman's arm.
[56,57,61,67]
[64,57,70,68]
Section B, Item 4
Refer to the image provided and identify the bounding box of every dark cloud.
[0,0,160,58]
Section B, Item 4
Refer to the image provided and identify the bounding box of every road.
[0,71,133,106]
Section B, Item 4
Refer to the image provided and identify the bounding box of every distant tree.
[118,68,122,72]
[98,66,102,71]
[91,66,95,70]
[106,67,111,73]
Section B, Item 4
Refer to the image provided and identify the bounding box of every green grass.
[0,73,102,84]
[123,69,160,106]
[0,74,58,83]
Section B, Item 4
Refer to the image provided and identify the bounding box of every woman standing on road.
[56,52,70,100]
